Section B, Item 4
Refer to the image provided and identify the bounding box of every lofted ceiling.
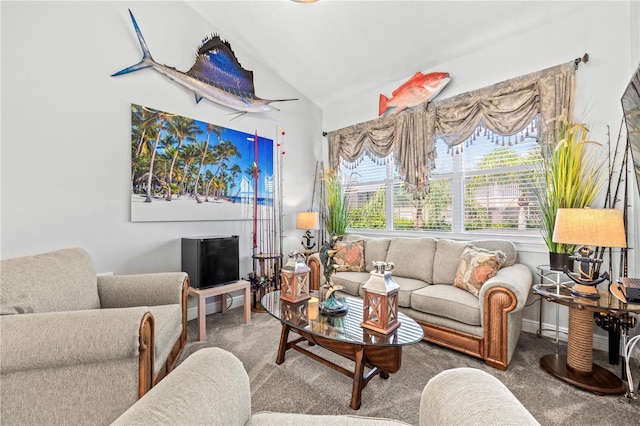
[186,1,591,109]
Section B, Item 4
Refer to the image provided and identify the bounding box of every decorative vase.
[549,252,573,272]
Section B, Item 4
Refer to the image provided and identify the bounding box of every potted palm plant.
[537,115,604,270]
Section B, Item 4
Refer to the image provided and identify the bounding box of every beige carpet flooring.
[178,307,640,425]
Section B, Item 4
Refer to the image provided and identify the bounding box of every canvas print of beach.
[130,104,274,222]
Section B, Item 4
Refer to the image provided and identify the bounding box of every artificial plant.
[323,168,349,237]
[537,115,604,254]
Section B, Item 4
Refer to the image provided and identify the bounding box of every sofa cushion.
[471,240,517,267]
[432,239,469,285]
[333,240,366,272]
[411,284,481,326]
[364,238,392,272]
[331,272,369,296]
[346,234,392,272]
[385,238,437,284]
[453,246,506,297]
[0,248,100,315]
[362,276,428,308]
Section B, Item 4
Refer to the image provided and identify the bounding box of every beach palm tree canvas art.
[130,104,274,222]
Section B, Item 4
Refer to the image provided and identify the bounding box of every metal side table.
[536,265,572,351]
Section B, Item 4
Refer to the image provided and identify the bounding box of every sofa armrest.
[98,272,188,309]
[112,347,252,426]
[419,368,539,425]
[479,263,532,312]
[0,307,150,372]
[307,253,322,291]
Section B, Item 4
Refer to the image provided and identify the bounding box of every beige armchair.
[0,248,188,425]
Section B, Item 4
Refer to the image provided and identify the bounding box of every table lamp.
[296,211,319,256]
[552,208,627,298]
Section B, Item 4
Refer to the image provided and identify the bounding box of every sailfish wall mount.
[112,9,297,117]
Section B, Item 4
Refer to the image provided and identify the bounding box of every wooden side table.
[188,280,251,342]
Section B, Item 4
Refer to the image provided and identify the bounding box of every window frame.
[339,120,544,242]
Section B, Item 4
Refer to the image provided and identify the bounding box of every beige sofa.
[308,234,533,370]
[112,347,539,425]
[0,248,189,425]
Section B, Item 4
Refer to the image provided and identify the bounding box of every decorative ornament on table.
[319,233,348,315]
[361,261,400,335]
[112,10,297,117]
[280,251,311,304]
[379,71,451,116]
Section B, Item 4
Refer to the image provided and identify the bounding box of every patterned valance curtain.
[327,61,575,195]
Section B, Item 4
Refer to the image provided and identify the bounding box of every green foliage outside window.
[464,147,541,231]
[348,187,386,229]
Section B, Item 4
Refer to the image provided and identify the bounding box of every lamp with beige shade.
[296,211,319,256]
[552,208,627,298]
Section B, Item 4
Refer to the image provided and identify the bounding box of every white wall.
[323,1,640,348]
[1,0,322,282]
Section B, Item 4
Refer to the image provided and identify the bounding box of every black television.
[621,62,640,198]
[181,236,240,289]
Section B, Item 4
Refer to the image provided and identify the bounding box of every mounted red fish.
[379,72,451,116]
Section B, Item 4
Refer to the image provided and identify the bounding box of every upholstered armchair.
[0,248,188,425]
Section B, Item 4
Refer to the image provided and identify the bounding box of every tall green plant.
[537,116,604,253]
[324,168,349,236]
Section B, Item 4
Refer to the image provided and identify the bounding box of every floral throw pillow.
[453,245,506,297]
[333,240,366,272]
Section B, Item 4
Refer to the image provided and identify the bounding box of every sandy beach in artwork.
[131,194,258,222]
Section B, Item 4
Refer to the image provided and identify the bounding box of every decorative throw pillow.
[453,245,506,297]
[333,240,366,272]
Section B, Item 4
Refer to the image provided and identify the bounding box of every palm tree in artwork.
[203,170,215,200]
[178,143,201,196]
[209,175,226,200]
[132,106,157,159]
[131,106,157,190]
[159,135,178,198]
[142,108,175,202]
[193,123,223,201]
[211,140,241,181]
[166,116,201,201]
[218,170,229,198]
[228,163,242,202]
[192,141,210,203]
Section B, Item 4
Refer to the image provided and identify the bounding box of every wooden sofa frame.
[138,277,189,396]
[307,256,516,371]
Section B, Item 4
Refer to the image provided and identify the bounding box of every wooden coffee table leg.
[350,347,365,410]
[276,323,290,365]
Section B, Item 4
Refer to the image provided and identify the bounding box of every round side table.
[533,284,640,395]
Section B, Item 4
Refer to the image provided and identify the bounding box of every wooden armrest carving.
[307,255,321,291]
[138,312,155,398]
[483,287,517,370]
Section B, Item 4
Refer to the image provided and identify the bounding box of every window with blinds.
[340,115,542,235]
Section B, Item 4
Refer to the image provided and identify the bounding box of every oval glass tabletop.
[261,290,424,347]
[533,283,640,314]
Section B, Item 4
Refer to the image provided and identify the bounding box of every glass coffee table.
[261,290,424,410]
